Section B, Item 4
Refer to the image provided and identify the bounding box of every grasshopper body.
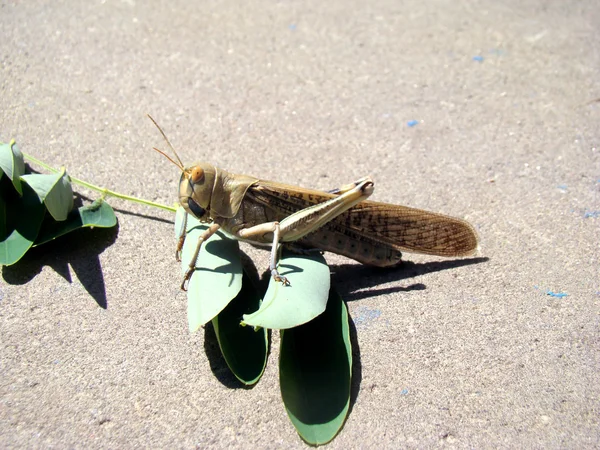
[176,162,479,290]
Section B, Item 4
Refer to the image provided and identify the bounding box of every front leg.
[181,221,222,291]
[236,177,374,284]
[175,211,189,262]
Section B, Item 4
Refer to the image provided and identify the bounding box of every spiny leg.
[236,177,374,285]
[175,211,189,261]
[268,223,289,285]
[277,177,373,241]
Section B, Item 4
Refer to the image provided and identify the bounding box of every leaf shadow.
[330,257,489,301]
[2,193,119,308]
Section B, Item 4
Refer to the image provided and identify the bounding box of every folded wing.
[248,181,479,265]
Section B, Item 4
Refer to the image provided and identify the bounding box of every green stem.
[23,153,177,213]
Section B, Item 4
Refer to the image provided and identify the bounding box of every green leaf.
[34,199,117,246]
[177,208,243,332]
[0,181,46,265]
[212,270,268,385]
[279,289,352,445]
[21,169,74,221]
[0,140,25,195]
[174,205,187,238]
[242,250,330,329]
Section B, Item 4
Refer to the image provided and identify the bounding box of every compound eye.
[187,198,206,218]
[191,166,204,184]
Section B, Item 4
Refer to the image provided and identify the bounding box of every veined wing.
[337,201,479,257]
[248,180,479,260]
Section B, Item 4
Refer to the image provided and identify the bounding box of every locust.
[149,117,479,291]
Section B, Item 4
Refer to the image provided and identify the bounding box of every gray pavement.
[1,0,599,447]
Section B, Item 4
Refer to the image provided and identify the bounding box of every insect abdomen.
[301,227,403,267]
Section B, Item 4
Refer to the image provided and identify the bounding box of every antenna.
[147,114,185,171]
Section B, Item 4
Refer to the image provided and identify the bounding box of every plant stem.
[23,153,177,213]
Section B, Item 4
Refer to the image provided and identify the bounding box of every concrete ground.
[1,0,599,448]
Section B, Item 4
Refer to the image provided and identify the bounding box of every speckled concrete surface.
[1,0,599,448]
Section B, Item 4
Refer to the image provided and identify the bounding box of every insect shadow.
[1,191,119,309]
[330,257,489,301]
[278,262,305,277]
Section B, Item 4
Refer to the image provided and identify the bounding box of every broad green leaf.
[0,140,25,195]
[212,270,268,385]
[279,289,352,445]
[0,182,46,265]
[34,199,117,246]
[178,209,243,332]
[21,169,74,221]
[242,250,330,329]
